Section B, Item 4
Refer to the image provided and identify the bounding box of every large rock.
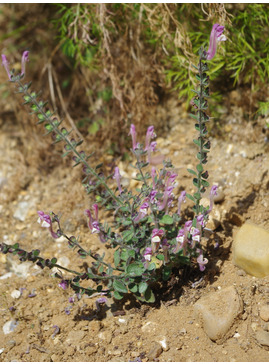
[233,222,269,277]
[194,286,243,342]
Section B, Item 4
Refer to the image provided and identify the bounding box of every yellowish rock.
[233,222,269,278]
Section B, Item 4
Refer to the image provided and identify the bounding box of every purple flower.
[59,280,68,290]
[143,247,152,261]
[197,250,208,271]
[206,185,218,214]
[113,166,123,194]
[158,186,174,212]
[85,204,100,233]
[145,126,156,151]
[196,214,205,229]
[134,202,149,223]
[206,24,226,61]
[21,51,29,76]
[177,191,186,215]
[37,211,58,239]
[96,296,108,311]
[1,54,12,80]
[129,124,138,150]
[151,228,164,253]
[149,189,157,204]
[190,227,201,243]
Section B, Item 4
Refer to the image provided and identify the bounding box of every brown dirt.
[0,91,269,362]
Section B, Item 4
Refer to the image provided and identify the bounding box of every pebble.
[256,330,269,347]
[65,330,85,344]
[13,201,30,221]
[0,348,4,354]
[3,320,18,335]
[98,330,113,344]
[147,342,163,360]
[10,290,21,299]
[260,305,269,322]
[233,222,269,277]
[194,286,243,342]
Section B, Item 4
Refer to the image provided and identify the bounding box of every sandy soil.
[0,93,269,362]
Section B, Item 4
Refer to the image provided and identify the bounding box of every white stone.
[3,320,18,335]
[194,286,243,342]
[10,290,21,299]
[233,223,269,277]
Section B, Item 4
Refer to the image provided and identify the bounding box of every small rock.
[260,305,269,322]
[194,286,243,342]
[10,290,21,299]
[200,198,221,230]
[13,201,30,222]
[213,188,225,203]
[147,342,163,360]
[256,330,269,347]
[7,340,16,348]
[98,330,113,344]
[65,330,85,344]
[0,348,4,354]
[3,320,18,335]
[233,223,269,277]
[159,337,169,351]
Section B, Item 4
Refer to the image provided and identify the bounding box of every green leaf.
[186,193,195,202]
[144,287,155,303]
[193,138,201,147]
[201,179,209,187]
[196,164,203,173]
[138,282,148,294]
[122,230,134,243]
[114,250,120,267]
[113,279,128,293]
[156,254,164,261]
[113,290,124,300]
[189,113,198,121]
[128,282,138,293]
[126,263,144,276]
[51,257,57,264]
[193,192,201,200]
[160,215,174,225]
[187,168,197,176]
[147,262,156,271]
[192,178,198,187]
[163,266,172,281]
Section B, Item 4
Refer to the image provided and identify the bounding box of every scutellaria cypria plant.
[0,24,226,303]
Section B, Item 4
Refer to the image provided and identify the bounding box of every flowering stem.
[195,56,204,215]
[134,154,159,229]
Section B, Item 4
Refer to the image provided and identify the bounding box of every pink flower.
[84,204,100,233]
[145,126,156,151]
[206,24,226,61]
[21,51,29,76]
[37,211,58,239]
[197,250,208,271]
[134,202,149,223]
[206,185,218,214]
[113,166,123,194]
[1,54,12,80]
[129,124,138,150]
[59,280,68,290]
[151,229,164,253]
[143,247,152,262]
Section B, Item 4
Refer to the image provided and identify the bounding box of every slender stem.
[17,80,123,206]
[195,55,204,215]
